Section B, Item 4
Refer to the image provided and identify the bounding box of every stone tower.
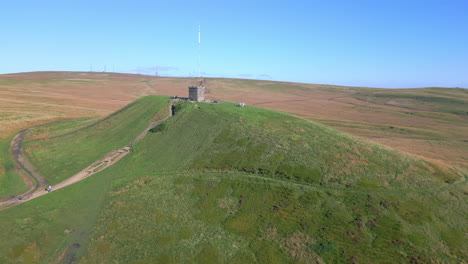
[188,84,205,101]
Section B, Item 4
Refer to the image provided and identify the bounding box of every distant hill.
[0,71,466,173]
[0,96,465,263]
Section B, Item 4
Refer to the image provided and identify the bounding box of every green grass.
[319,120,448,140]
[0,137,29,199]
[128,100,463,189]
[82,99,466,262]
[22,96,170,184]
[353,87,468,116]
[78,171,467,263]
[0,96,466,263]
[0,160,116,264]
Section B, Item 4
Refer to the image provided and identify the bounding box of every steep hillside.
[22,95,169,184]
[0,96,465,263]
[129,100,463,188]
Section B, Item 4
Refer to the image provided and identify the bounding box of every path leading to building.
[0,101,174,210]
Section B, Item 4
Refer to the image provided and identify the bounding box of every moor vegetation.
[0,96,466,263]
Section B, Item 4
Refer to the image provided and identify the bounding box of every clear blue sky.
[1,0,467,88]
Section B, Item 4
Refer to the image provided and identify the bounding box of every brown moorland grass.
[0,71,466,171]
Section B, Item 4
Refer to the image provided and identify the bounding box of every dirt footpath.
[0,125,52,207]
[0,101,174,210]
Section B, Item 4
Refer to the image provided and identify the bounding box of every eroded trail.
[0,101,174,209]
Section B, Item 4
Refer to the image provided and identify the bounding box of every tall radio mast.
[198,24,201,78]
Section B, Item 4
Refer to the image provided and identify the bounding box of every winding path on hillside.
[0,101,174,210]
[2,99,465,210]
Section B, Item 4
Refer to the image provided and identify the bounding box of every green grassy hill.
[0,96,466,263]
[23,96,170,184]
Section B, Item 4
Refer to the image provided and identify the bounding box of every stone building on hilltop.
[188,81,205,101]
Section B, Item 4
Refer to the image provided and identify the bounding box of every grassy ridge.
[23,96,170,184]
[0,96,465,263]
[79,171,467,263]
[0,96,172,263]
[127,101,463,188]
[78,99,465,263]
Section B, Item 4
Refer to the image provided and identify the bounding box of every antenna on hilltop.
[198,24,201,78]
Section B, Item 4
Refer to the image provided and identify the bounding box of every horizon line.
[0,70,466,90]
